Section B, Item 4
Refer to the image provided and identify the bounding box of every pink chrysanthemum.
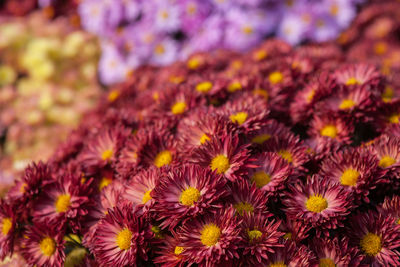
[347,211,400,266]
[368,135,400,178]
[190,135,251,182]
[278,217,311,243]
[122,167,162,210]
[333,63,383,89]
[0,200,16,260]
[263,240,316,267]
[245,119,291,148]
[117,127,178,178]
[21,222,65,266]
[228,179,271,217]
[309,237,363,267]
[309,113,354,144]
[152,164,227,229]
[33,173,93,231]
[91,204,152,266]
[283,176,353,232]
[177,108,235,154]
[239,213,284,265]
[178,207,242,267]
[379,195,400,225]
[79,127,127,175]
[217,92,269,133]
[247,152,292,198]
[153,231,186,267]
[320,147,385,202]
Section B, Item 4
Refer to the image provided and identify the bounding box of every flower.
[283,175,353,231]
[379,195,400,226]
[153,231,186,267]
[190,135,251,182]
[347,211,400,266]
[263,240,316,267]
[0,200,16,260]
[152,164,227,229]
[368,135,400,178]
[178,207,242,266]
[21,222,65,266]
[239,213,284,265]
[333,63,383,88]
[91,204,151,266]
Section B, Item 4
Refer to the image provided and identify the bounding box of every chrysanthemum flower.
[178,207,242,266]
[228,179,271,217]
[263,133,309,172]
[245,119,290,148]
[263,240,316,267]
[154,231,186,267]
[347,211,400,266]
[320,147,385,202]
[190,135,251,182]
[217,92,269,133]
[290,72,334,123]
[0,200,16,260]
[239,213,283,265]
[278,217,311,243]
[309,237,362,267]
[117,126,178,178]
[177,109,235,153]
[368,135,400,178]
[379,195,400,226]
[91,204,152,266]
[309,113,354,144]
[122,168,162,209]
[79,127,127,175]
[21,222,65,266]
[333,63,383,89]
[247,152,292,198]
[283,175,353,231]
[152,164,227,229]
[33,173,93,231]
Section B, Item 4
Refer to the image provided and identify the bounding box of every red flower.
[0,200,16,260]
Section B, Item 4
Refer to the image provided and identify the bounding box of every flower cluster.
[76,0,364,85]
[0,0,77,18]
[0,12,101,192]
[3,2,400,266]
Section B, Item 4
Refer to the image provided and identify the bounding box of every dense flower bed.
[0,12,101,195]
[71,0,364,85]
[2,1,400,267]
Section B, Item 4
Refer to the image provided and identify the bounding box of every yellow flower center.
[340,169,360,186]
[108,90,120,102]
[360,233,382,256]
[200,224,221,247]
[242,26,254,35]
[251,171,271,188]
[1,218,12,236]
[248,229,262,242]
[397,218,400,225]
[269,71,283,84]
[20,183,27,193]
[382,86,394,102]
[154,150,172,168]
[234,202,254,215]
[345,77,360,86]
[99,177,112,191]
[227,81,242,92]
[210,154,230,174]
[101,149,113,161]
[187,57,201,69]
[379,155,396,168]
[388,113,400,124]
[251,134,271,144]
[283,232,292,240]
[269,262,287,267]
[171,102,187,115]
[278,150,293,163]
[230,112,248,125]
[151,225,163,239]
[306,89,316,103]
[330,4,338,16]
[319,258,336,267]
[195,81,213,93]
[169,75,185,84]
[199,133,211,144]
[55,194,71,213]
[306,195,328,213]
[320,125,338,138]
[374,42,387,55]
[116,228,132,250]
[339,99,356,110]
[40,237,56,257]
[142,190,152,204]
[179,187,201,206]
[253,88,269,100]
[174,246,184,255]
[253,49,267,61]
[155,44,165,55]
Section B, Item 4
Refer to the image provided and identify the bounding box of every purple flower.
[98,42,130,85]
